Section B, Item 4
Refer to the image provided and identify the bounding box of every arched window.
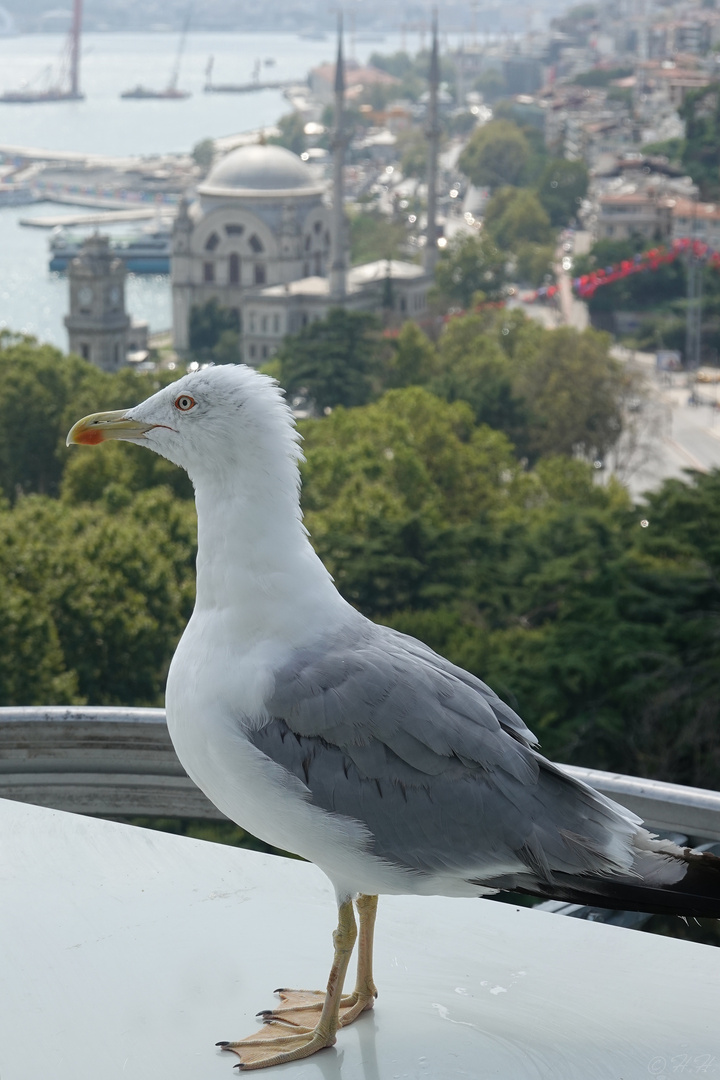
[249,234,264,253]
[229,253,240,284]
[314,221,322,234]
[254,263,266,285]
[225,223,244,236]
[205,232,220,252]
[203,262,214,283]
[304,236,311,251]
[314,253,322,275]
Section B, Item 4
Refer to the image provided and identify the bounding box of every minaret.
[69,0,83,99]
[329,14,348,301]
[424,11,440,275]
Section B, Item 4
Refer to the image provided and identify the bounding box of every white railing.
[1,706,719,842]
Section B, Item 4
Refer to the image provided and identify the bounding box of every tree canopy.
[433,231,507,308]
[483,186,553,249]
[458,120,531,190]
[272,308,385,410]
[535,158,589,226]
[2,332,719,802]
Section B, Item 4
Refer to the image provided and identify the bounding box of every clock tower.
[64,233,131,371]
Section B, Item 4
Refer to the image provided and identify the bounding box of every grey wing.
[249,616,638,889]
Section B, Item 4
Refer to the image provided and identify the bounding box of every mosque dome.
[198,144,323,198]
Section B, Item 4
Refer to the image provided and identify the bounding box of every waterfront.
[0,201,172,346]
[0,31,427,156]
[0,30,425,348]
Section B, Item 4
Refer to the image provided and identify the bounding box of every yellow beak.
[66,409,158,447]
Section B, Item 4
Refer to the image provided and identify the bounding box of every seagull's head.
[67,364,302,489]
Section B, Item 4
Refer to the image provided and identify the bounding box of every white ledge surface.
[1,797,719,1080]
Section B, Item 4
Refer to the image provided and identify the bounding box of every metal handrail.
[1,707,719,841]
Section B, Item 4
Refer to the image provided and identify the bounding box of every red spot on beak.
[75,428,105,445]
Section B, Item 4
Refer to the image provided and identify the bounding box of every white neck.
[190,456,346,648]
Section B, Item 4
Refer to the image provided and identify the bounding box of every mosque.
[170,22,441,364]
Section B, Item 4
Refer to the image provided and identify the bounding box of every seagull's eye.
[175,395,196,412]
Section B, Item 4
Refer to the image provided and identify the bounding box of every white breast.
[165,612,426,900]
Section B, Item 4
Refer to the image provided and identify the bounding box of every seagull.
[68,364,720,1071]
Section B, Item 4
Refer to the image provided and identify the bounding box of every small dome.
[200,144,320,196]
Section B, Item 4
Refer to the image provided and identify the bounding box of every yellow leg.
[257,894,379,1030]
[218,898,359,1070]
[337,893,378,1026]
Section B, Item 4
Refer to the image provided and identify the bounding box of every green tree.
[680,84,720,199]
[535,158,588,226]
[268,112,306,157]
[62,438,193,506]
[0,336,167,503]
[189,299,239,363]
[300,387,518,612]
[430,315,526,437]
[0,490,196,706]
[641,137,685,161]
[484,186,553,249]
[458,119,531,189]
[386,321,438,388]
[349,209,409,265]
[515,241,555,286]
[433,231,506,308]
[512,325,624,462]
[191,138,215,172]
[274,308,384,410]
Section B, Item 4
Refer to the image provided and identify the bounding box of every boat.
[49,225,171,273]
[120,86,190,100]
[203,56,292,95]
[120,7,191,101]
[0,0,83,102]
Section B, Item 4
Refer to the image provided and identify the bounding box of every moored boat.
[49,225,171,273]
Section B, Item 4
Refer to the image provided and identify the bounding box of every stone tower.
[65,234,130,371]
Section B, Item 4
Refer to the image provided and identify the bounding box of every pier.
[20,208,176,229]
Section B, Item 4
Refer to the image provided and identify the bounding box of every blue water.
[0,201,173,346]
[0,30,438,348]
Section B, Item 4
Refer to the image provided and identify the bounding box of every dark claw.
[273,987,287,993]
[256,1009,273,1018]
[216,1041,230,1047]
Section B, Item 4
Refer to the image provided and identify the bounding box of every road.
[622,371,720,499]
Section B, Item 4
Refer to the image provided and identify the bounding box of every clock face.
[79,286,93,305]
